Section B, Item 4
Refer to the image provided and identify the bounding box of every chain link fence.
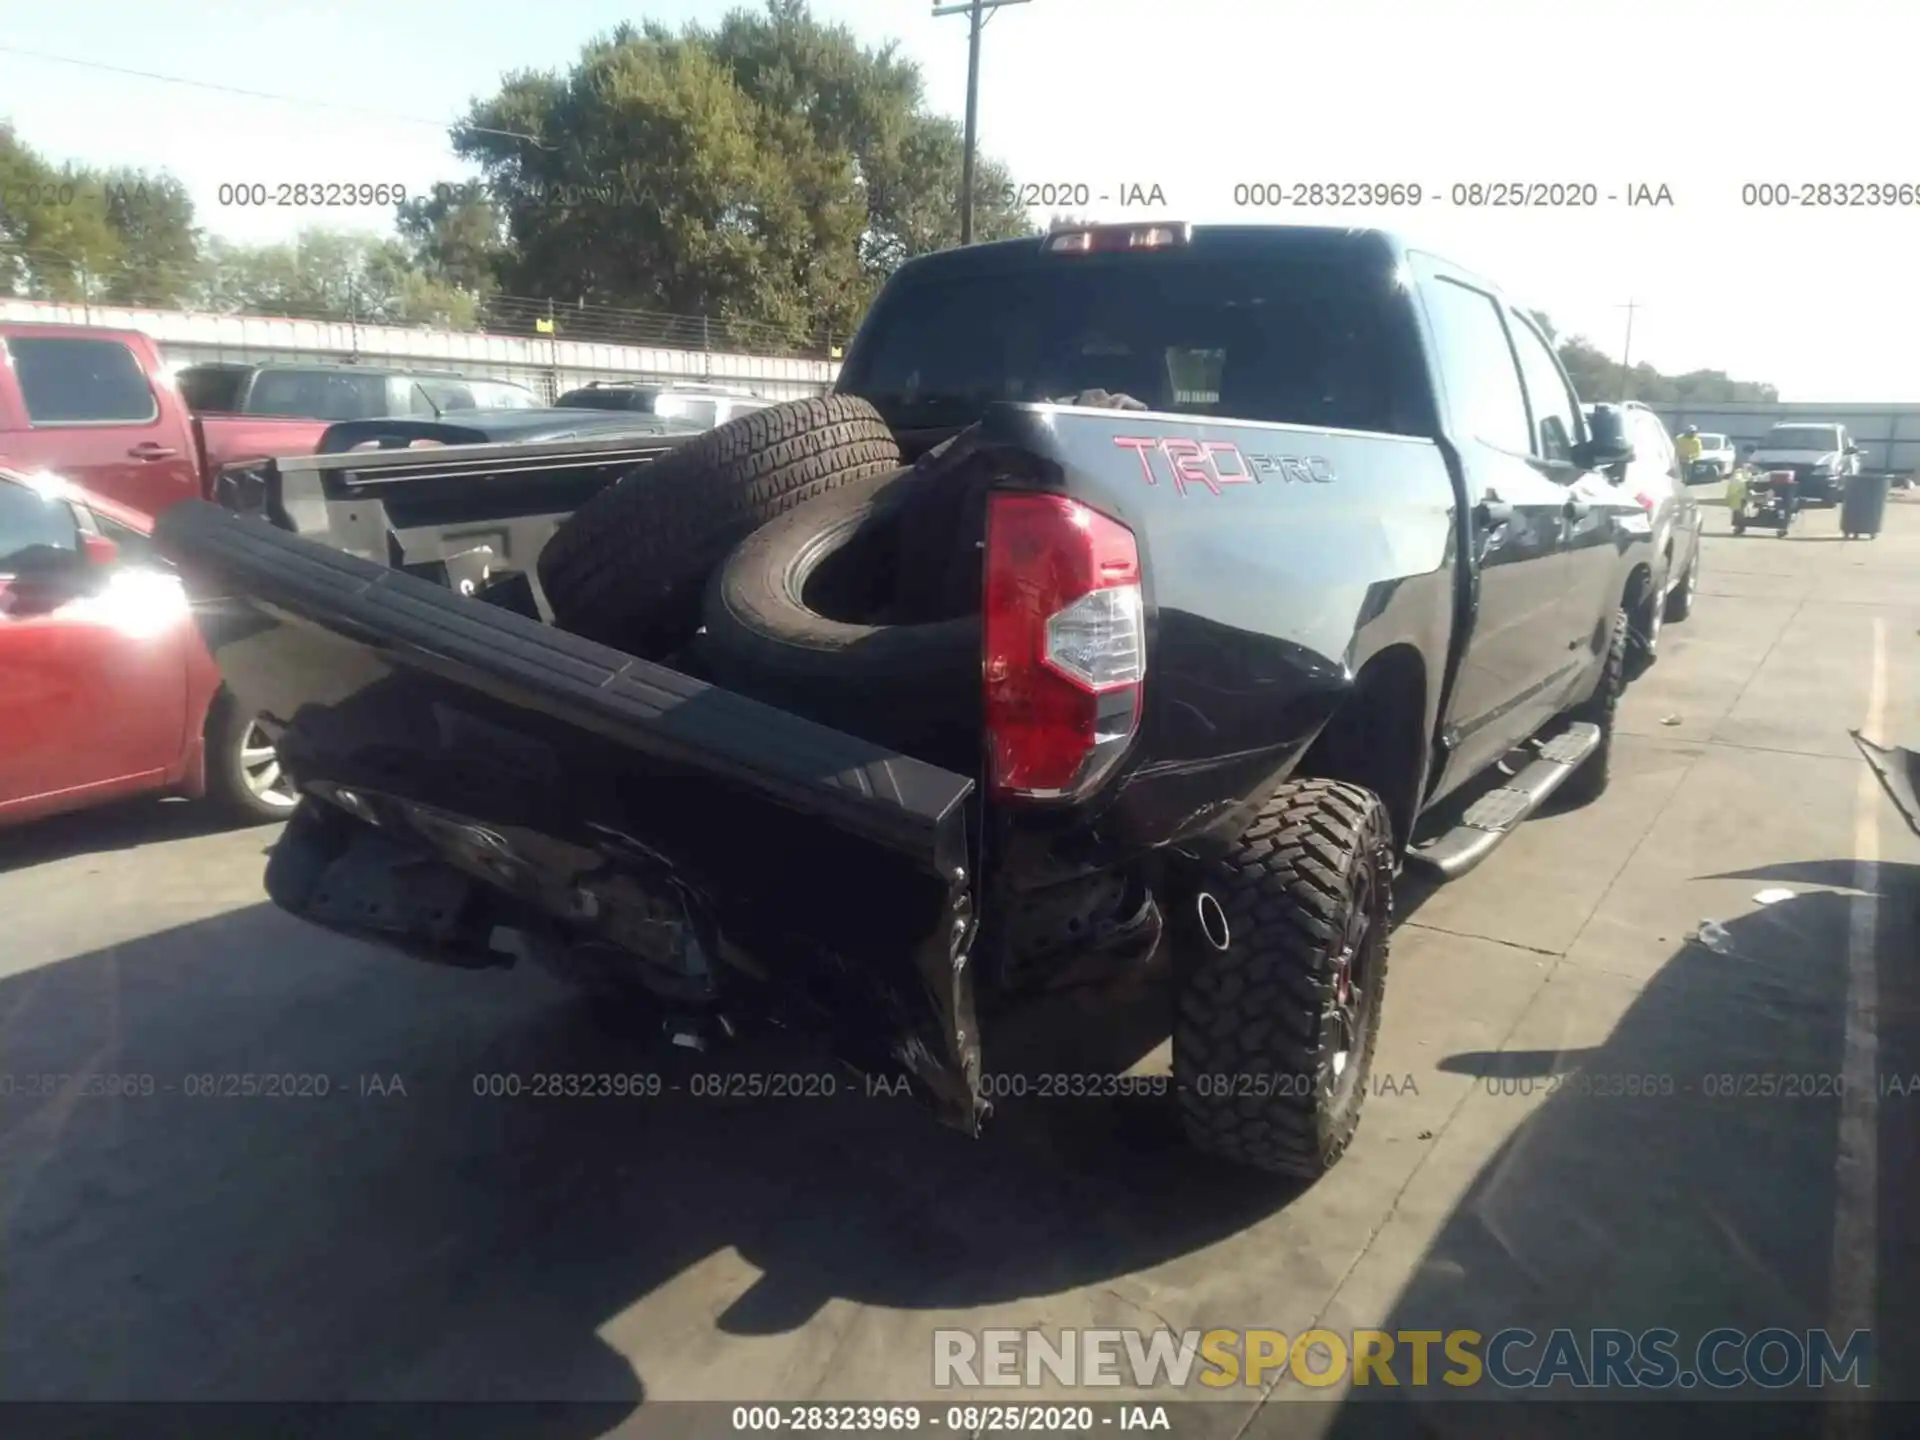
[0,243,841,359]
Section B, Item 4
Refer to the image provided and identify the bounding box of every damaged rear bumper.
[155,500,989,1133]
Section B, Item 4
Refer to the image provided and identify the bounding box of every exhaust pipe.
[1194,891,1232,952]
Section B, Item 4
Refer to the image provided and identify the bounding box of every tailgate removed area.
[155,499,986,1131]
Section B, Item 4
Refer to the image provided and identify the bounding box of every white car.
[1598,402,1706,673]
[1692,432,1736,477]
[1745,422,1863,507]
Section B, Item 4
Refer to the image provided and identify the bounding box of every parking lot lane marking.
[1825,614,1885,1440]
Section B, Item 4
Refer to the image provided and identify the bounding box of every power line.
[931,0,1032,245]
[0,44,550,147]
[1618,300,1640,401]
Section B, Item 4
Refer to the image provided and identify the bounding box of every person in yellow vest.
[1674,425,1704,474]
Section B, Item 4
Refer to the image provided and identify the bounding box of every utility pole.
[1617,299,1639,402]
[933,0,1032,245]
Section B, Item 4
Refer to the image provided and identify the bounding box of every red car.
[0,466,295,831]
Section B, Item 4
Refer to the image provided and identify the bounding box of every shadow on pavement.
[1312,859,1920,1439]
[0,795,276,874]
[0,901,1293,1429]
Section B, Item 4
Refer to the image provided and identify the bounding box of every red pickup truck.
[0,321,326,518]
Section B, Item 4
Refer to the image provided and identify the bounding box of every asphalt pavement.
[1,489,1916,1437]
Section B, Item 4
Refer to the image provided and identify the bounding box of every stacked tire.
[536,396,903,657]
[534,395,980,759]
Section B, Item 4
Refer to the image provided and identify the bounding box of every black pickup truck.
[156,223,1657,1181]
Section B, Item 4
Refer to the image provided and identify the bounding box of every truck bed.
[225,427,701,603]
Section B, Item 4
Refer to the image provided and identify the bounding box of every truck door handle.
[128,442,180,461]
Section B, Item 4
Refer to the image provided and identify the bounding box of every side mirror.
[6,541,87,578]
[1575,404,1635,475]
[81,532,119,567]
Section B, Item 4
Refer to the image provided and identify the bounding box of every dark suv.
[175,362,540,422]
[551,382,776,430]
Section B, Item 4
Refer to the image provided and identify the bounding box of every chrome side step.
[1407,722,1602,880]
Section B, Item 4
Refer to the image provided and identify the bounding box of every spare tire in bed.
[537,396,901,656]
[698,464,981,761]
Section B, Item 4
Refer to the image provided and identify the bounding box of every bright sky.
[2,0,1913,399]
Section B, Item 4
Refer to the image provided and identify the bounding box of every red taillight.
[1634,491,1655,513]
[982,494,1145,801]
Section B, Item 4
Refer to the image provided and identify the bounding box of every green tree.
[96,169,201,306]
[705,0,1029,274]
[448,0,1033,348]
[0,123,124,300]
[1537,312,1778,406]
[194,228,479,328]
[0,127,201,304]
[395,187,509,295]
[1557,335,1620,402]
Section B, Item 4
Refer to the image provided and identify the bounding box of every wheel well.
[1292,646,1427,853]
[1625,561,1655,613]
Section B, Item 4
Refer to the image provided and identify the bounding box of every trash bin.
[1841,473,1891,538]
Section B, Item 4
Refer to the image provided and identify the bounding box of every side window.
[91,511,161,568]
[0,480,81,573]
[1419,279,1532,454]
[176,366,246,413]
[1653,419,1676,474]
[7,338,159,424]
[1507,313,1579,464]
[1633,412,1674,474]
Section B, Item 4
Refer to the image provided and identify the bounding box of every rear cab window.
[248,370,389,420]
[6,337,159,425]
[836,234,1434,438]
